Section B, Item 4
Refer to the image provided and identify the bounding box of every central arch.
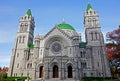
[53,65,59,78]
[68,65,73,78]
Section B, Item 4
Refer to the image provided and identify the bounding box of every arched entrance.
[68,66,73,78]
[53,65,59,78]
[39,66,44,78]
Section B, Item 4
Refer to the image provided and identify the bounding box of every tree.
[106,26,120,59]
[0,67,2,71]
[0,67,8,81]
[106,26,120,78]
[2,67,8,73]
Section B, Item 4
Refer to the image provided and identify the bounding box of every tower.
[18,9,35,47]
[84,4,111,77]
[84,3,102,46]
[8,9,35,76]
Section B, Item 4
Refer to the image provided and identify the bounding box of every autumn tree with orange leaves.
[0,67,8,80]
[106,26,120,59]
[106,26,120,78]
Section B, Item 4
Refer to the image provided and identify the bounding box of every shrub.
[83,77,104,81]
[3,77,27,81]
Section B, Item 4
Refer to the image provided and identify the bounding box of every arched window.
[91,73,93,76]
[95,32,98,40]
[16,73,17,77]
[14,73,15,76]
[91,32,93,40]
[24,16,27,20]
[81,62,87,68]
[30,63,32,68]
[22,36,25,43]
[80,51,86,58]
[93,19,96,27]
[21,73,23,76]
[83,51,86,58]
[25,23,28,27]
[20,23,24,32]
[37,40,40,45]
[98,62,99,67]
[27,63,32,69]
[90,11,92,15]
[80,51,83,58]
[41,49,42,55]
[70,48,71,54]
[27,64,29,68]
[17,53,19,57]
[88,18,92,26]
[19,36,22,43]
[20,23,24,27]
[93,19,95,27]
[83,73,86,77]
[17,63,19,68]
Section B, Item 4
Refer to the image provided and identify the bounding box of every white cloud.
[0,55,10,67]
[0,56,10,63]
[102,31,109,43]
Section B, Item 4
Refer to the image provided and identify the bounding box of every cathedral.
[8,4,111,80]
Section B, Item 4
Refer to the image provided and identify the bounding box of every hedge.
[3,77,27,81]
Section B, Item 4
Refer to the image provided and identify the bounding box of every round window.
[51,42,61,53]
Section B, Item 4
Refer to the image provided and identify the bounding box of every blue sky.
[0,0,120,67]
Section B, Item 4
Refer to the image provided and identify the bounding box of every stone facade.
[8,4,111,80]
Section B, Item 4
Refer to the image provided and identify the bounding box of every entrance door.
[68,66,73,78]
[53,65,59,78]
[39,66,44,78]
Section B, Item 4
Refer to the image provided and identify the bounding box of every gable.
[44,26,71,40]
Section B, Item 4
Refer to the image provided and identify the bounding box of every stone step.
[32,80,78,81]
[31,78,78,81]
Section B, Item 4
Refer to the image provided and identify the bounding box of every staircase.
[32,78,79,81]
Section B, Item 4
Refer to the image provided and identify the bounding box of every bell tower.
[84,3,103,46]
[84,4,111,77]
[17,9,35,48]
[8,9,35,76]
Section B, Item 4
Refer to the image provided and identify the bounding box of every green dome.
[57,23,75,30]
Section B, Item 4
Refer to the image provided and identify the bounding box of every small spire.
[62,18,65,24]
[26,9,32,16]
[86,3,92,11]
